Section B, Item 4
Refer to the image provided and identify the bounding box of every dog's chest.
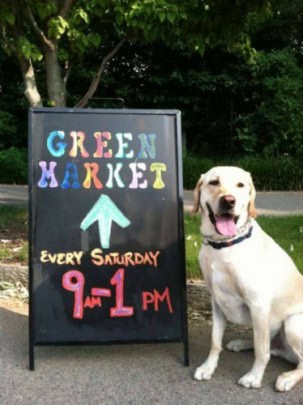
[210,258,251,325]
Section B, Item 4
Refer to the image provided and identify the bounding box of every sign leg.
[29,343,35,371]
[183,338,189,367]
[182,288,189,366]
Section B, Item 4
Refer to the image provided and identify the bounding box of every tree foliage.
[0,0,271,107]
[1,0,302,160]
[93,1,303,158]
[235,49,303,156]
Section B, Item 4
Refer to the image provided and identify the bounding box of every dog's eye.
[209,180,219,186]
[237,182,245,188]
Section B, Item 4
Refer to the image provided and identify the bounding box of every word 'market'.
[38,130,167,190]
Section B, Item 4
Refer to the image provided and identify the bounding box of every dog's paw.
[238,372,262,389]
[194,363,216,381]
[226,339,253,352]
[276,371,300,392]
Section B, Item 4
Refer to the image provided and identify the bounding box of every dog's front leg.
[238,309,270,389]
[194,299,226,381]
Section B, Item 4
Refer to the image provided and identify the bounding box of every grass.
[184,214,202,278]
[185,214,303,279]
[0,207,302,280]
[258,216,303,273]
[0,207,28,264]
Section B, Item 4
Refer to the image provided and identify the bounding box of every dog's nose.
[220,195,236,210]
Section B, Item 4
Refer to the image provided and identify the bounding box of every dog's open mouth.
[206,203,239,237]
[215,214,239,237]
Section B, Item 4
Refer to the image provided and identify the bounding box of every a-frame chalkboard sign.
[28,108,189,369]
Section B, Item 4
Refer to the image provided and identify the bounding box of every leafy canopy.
[0,0,271,67]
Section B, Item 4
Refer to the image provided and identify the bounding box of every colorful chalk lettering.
[115,133,134,158]
[38,131,166,190]
[137,134,156,159]
[37,161,166,190]
[93,132,113,158]
[46,131,157,160]
[62,268,173,320]
[129,162,148,189]
[40,127,172,321]
[83,163,103,189]
[110,268,134,317]
[47,130,67,157]
[90,249,160,267]
[38,161,58,188]
[69,131,90,158]
[84,296,102,309]
[40,250,83,265]
[62,270,85,319]
[106,163,124,188]
[61,162,81,189]
[142,288,173,313]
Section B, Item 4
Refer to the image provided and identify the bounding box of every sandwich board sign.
[28,108,188,369]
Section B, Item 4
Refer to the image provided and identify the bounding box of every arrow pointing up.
[80,194,131,249]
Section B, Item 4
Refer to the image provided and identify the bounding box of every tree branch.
[59,0,75,18]
[19,55,43,107]
[25,2,54,50]
[75,37,127,108]
[63,61,72,89]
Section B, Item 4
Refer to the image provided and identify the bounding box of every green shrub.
[237,155,303,191]
[0,147,302,190]
[183,154,303,190]
[0,112,17,149]
[0,148,27,184]
[182,154,214,189]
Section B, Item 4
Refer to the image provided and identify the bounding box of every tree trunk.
[44,44,66,107]
[19,56,43,107]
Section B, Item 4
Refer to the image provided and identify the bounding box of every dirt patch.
[0,222,27,241]
[0,297,28,315]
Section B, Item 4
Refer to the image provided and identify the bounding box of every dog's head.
[193,166,256,237]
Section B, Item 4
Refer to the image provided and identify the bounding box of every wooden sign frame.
[28,108,189,370]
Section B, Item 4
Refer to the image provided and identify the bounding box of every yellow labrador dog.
[193,166,303,391]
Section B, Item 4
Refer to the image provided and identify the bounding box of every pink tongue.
[215,216,237,237]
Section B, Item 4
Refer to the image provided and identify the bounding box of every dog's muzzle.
[206,201,239,237]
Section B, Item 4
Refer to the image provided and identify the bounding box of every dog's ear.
[192,175,204,214]
[248,174,257,218]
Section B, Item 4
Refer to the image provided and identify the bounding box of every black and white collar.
[203,219,253,250]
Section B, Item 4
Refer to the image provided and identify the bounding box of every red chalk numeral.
[110,268,134,317]
[62,268,135,319]
[62,270,84,319]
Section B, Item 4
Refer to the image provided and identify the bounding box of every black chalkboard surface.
[29,108,188,369]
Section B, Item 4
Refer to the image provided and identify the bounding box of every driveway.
[183,190,303,216]
[1,298,302,405]
[1,185,303,215]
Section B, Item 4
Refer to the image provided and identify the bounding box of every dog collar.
[203,220,253,250]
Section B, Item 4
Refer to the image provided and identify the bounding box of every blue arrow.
[80,194,131,249]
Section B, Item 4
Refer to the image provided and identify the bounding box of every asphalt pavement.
[0,185,28,208]
[1,301,303,405]
[183,190,303,215]
[1,185,303,215]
